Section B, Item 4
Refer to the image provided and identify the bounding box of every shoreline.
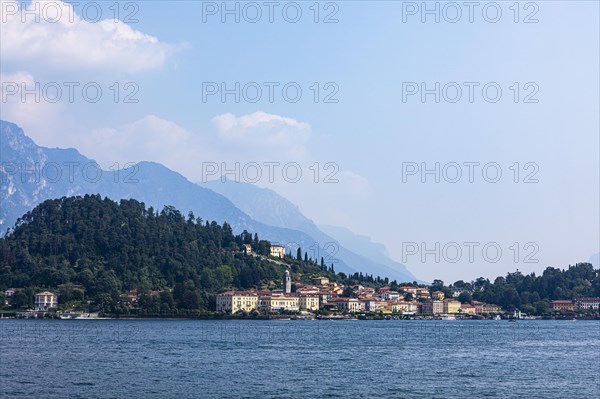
[1,315,598,321]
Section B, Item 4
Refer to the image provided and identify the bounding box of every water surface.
[1,319,598,398]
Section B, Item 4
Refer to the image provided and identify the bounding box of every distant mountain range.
[201,178,418,282]
[0,120,417,282]
[590,253,599,269]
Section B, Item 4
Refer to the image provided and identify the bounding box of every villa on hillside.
[270,245,285,258]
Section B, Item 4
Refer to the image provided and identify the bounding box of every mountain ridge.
[1,120,418,282]
[200,178,418,282]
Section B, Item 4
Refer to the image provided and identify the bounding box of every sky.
[1,0,598,283]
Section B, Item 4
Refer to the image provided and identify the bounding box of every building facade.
[551,300,575,312]
[329,298,364,313]
[421,300,444,315]
[216,291,258,313]
[270,245,285,258]
[34,291,58,311]
[443,299,461,314]
[297,294,320,311]
[259,295,299,312]
[575,297,600,310]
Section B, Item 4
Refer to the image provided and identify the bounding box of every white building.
[381,291,400,301]
[35,291,58,311]
[575,297,600,310]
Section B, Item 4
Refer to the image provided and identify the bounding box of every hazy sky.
[1,0,598,283]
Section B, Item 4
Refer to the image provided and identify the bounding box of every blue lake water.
[1,319,599,398]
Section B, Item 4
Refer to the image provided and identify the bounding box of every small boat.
[59,313,81,320]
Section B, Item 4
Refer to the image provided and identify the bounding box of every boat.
[59,313,81,320]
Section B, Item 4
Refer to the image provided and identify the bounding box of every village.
[2,244,599,320]
[215,269,600,319]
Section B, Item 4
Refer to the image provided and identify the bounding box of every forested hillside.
[0,195,328,314]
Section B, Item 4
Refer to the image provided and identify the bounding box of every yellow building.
[460,303,476,314]
[482,304,502,313]
[444,299,461,314]
[259,294,299,312]
[312,277,330,285]
[432,291,445,300]
[551,300,575,312]
[216,291,258,313]
[379,301,392,314]
[297,294,320,311]
[270,245,285,258]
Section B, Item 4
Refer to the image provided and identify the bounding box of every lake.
[0,319,598,398]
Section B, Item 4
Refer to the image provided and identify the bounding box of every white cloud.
[79,115,205,171]
[0,1,173,73]
[0,71,66,136]
[339,170,370,195]
[212,111,312,159]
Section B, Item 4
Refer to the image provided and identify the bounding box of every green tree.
[458,292,472,304]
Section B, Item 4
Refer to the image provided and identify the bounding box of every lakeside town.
[2,244,599,320]
[215,270,600,320]
[5,270,598,320]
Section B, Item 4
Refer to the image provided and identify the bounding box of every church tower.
[283,270,291,294]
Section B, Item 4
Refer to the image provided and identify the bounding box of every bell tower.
[283,270,291,294]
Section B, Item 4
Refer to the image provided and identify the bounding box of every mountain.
[590,253,600,269]
[317,224,419,277]
[1,120,418,281]
[0,120,252,233]
[201,179,418,282]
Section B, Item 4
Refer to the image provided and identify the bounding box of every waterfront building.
[459,303,476,314]
[329,298,364,313]
[421,300,444,315]
[362,298,382,312]
[216,291,258,313]
[259,294,299,312]
[407,301,420,313]
[482,304,502,313]
[297,294,320,311]
[551,300,575,312]
[34,291,58,311]
[472,301,484,314]
[575,297,600,310]
[443,299,461,314]
[4,288,16,305]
